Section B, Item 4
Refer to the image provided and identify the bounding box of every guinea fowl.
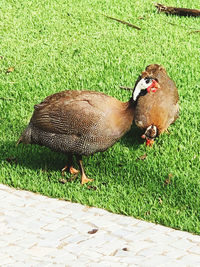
[17,78,158,184]
[134,64,179,146]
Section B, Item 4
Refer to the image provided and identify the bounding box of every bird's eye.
[145,78,151,84]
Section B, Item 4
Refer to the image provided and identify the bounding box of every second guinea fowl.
[134,64,179,146]
[17,77,158,184]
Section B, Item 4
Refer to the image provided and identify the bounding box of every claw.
[61,165,68,176]
[81,174,93,185]
[61,165,79,176]
[69,166,79,175]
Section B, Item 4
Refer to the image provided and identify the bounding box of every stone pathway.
[1,184,200,266]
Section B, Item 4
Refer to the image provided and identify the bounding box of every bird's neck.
[122,98,136,123]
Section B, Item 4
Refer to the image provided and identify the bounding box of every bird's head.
[141,125,158,146]
[133,77,159,101]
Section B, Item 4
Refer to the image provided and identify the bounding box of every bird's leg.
[61,154,79,176]
[76,155,93,185]
[61,165,68,176]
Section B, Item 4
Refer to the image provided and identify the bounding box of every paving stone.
[41,227,76,242]
[10,253,36,264]
[46,264,66,267]
[42,220,68,231]
[95,241,128,256]
[0,257,17,265]
[179,254,200,264]
[159,262,184,267]
[99,255,121,263]
[89,262,123,267]
[69,261,93,267]
[188,245,200,255]
[113,216,139,226]
[1,184,200,266]
[171,238,194,251]
[142,255,175,266]
[73,222,96,233]
[101,234,119,243]
[37,238,61,248]
[133,220,155,229]
[138,231,178,244]
[187,235,200,244]
[112,228,137,239]
[166,229,196,239]
[0,244,24,255]
[136,246,165,257]
[164,248,186,259]
[64,243,88,254]
[24,246,56,257]
[16,236,39,248]
[8,261,33,267]
[88,207,110,216]
[44,251,77,263]
[70,236,106,248]
[63,234,87,244]
[88,216,117,228]
[127,240,157,253]
[114,249,132,257]
[119,255,145,264]
[82,249,103,259]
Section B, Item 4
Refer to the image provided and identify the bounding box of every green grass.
[0,0,200,234]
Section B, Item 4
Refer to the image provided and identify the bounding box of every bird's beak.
[147,80,159,93]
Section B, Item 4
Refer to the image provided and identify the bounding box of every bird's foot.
[69,166,79,175]
[61,165,68,176]
[61,165,79,176]
[81,174,93,185]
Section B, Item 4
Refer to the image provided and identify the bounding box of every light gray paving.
[0,184,200,267]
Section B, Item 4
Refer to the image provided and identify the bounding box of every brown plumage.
[17,79,158,184]
[134,64,179,145]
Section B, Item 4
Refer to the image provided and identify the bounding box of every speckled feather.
[19,90,135,156]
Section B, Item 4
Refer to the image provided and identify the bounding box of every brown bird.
[17,79,158,184]
[134,64,179,146]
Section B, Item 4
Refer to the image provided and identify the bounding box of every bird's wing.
[30,90,117,136]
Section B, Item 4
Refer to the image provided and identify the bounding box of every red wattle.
[147,80,158,93]
[147,87,151,93]
[146,139,151,146]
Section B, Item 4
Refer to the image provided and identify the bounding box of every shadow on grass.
[1,141,67,172]
[1,125,143,174]
[119,124,144,147]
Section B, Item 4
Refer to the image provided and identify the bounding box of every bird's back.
[18,90,133,155]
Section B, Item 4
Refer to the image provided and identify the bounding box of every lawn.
[0,0,200,234]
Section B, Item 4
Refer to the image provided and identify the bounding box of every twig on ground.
[119,86,134,91]
[103,14,141,30]
[189,30,200,34]
[155,3,200,17]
